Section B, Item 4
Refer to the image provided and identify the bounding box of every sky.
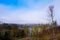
[0,0,60,24]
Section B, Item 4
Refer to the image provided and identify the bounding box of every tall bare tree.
[48,5,55,40]
[49,5,54,25]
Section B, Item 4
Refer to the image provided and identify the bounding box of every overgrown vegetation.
[0,21,59,40]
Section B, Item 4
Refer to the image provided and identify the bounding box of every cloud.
[1,6,48,24]
[54,0,60,25]
[0,0,54,24]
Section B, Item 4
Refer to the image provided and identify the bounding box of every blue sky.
[0,0,60,24]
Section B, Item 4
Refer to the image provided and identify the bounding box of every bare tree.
[49,5,54,25]
[48,5,56,40]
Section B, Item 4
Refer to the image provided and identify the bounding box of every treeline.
[0,23,28,40]
[0,21,57,40]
